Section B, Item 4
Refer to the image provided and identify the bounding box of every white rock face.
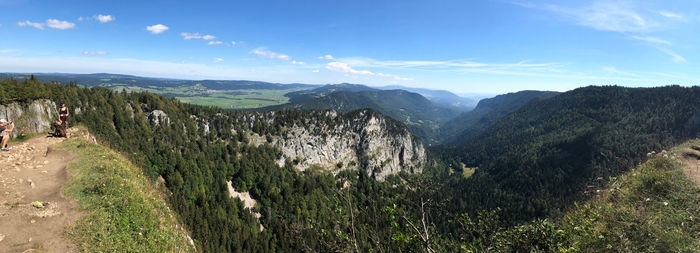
[0,99,57,138]
[270,110,426,181]
[147,110,170,126]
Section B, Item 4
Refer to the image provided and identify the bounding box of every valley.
[1,77,699,251]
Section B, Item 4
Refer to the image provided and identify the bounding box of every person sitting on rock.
[0,119,14,151]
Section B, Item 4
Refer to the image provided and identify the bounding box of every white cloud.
[208,41,223,45]
[213,58,224,63]
[291,60,305,65]
[46,19,75,29]
[181,32,216,40]
[325,62,374,75]
[324,61,412,81]
[146,24,169,34]
[17,19,75,30]
[656,47,687,63]
[312,70,320,73]
[230,41,237,46]
[18,20,45,30]
[602,66,636,76]
[630,35,671,45]
[83,51,107,56]
[77,17,84,21]
[658,11,682,19]
[0,49,17,53]
[318,54,334,60]
[251,48,290,61]
[95,14,115,23]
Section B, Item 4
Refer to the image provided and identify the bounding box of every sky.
[1,0,699,94]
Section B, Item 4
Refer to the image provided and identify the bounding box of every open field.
[108,84,308,109]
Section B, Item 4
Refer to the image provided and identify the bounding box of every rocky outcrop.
[148,110,170,126]
[0,100,57,138]
[261,110,426,181]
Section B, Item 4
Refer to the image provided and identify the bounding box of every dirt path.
[0,135,81,253]
[678,145,700,185]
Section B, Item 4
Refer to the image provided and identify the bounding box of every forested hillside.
[433,86,700,223]
[264,89,460,144]
[3,77,698,252]
[437,90,559,144]
[0,77,437,252]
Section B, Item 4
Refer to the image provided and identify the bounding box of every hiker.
[57,102,69,128]
[0,119,14,151]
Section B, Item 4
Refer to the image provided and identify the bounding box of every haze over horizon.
[1,0,699,94]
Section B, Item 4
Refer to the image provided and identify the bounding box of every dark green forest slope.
[3,77,699,252]
[433,86,700,223]
[437,90,559,144]
[0,78,448,252]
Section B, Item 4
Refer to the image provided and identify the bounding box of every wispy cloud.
[318,54,334,60]
[325,62,412,81]
[0,49,17,53]
[146,24,168,34]
[337,57,564,74]
[207,41,223,45]
[213,58,224,63]
[181,32,216,40]
[656,47,687,63]
[658,10,682,19]
[291,60,305,65]
[528,2,654,32]
[251,47,292,61]
[602,66,636,76]
[630,35,671,45]
[83,51,107,56]
[18,19,75,30]
[513,2,689,64]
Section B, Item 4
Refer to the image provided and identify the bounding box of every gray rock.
[147,110,170,126]
[0,99,57,138]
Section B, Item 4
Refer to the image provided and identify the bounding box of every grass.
[491,139,700,252]
[110,84,305,109]
[58,137,195,252]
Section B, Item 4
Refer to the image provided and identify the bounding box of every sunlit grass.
[59,137,195,252]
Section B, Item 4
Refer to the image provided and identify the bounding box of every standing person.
[57,102,69,128]
[0,119,14,151]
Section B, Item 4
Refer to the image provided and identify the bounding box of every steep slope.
[433,85,700,223]
[458,140,700,251]
[0,78,427,252]
[0,130,194,252]
[437,90,559,144]
[265,89,460,144]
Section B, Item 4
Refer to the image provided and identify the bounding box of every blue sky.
[0,0,699,94]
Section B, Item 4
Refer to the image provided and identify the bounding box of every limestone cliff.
[217,109,426,181]
[0,99,57,137]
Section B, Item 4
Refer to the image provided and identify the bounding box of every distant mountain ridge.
[0,73,318,90]
[264,88,461,144]
[379,85,478,110]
